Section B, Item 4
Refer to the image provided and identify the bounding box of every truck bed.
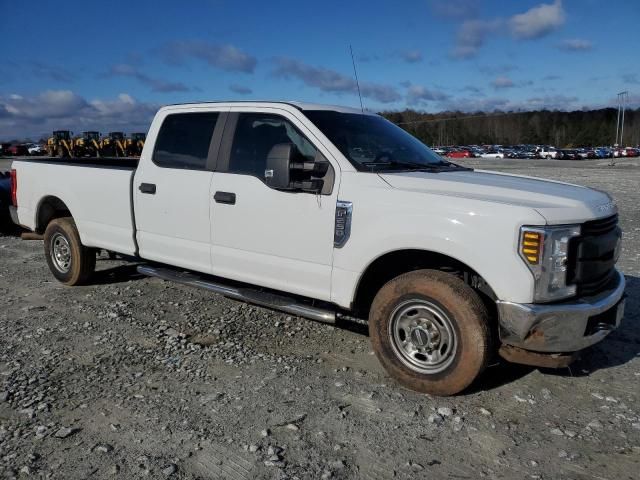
[12,157,139,255]
[12,156,140,169]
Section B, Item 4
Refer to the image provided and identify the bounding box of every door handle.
[214,191,236,204]
[139,183,156,194]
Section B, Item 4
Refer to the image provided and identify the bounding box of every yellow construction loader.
[125,132,146,157]
[73,131,101,157]
[100,132,127,157]
[47,131,74,157]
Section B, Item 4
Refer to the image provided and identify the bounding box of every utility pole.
[620,91,627,147]
[615,91,628,147]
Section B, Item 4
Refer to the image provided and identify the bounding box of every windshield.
[304,110,451,171]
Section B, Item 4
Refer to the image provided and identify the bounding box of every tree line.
[381,108,640,147]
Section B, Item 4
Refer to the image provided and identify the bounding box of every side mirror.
[265,143,325,193]
[265,143,294,189]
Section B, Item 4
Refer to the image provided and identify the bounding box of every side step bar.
[137,265,336,324]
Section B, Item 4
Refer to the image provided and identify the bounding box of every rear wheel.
[369,270,492,396]
[43,217,95,285]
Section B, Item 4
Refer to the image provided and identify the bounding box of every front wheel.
[43,217,95,285]
[369,270,492,396]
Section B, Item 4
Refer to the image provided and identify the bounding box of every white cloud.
[105,64,191,93]
[492,76,515,89]
[0,90,158,140]
[406,84,450,105]
[437,94,580,112]
[449,1,566,59]
[450,19,503,59]
[159,41,257,73]
[509,1,565,40]
[272,57,401,103]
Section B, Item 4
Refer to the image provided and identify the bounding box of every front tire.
[369,270,492,396]
[43,217,95,285]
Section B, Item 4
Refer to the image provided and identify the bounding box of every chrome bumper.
[497,271,626,353]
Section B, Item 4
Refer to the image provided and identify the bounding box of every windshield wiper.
[427,161,472,171]
[361,159,472,172]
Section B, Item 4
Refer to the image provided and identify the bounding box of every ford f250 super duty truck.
[9,102,625,395]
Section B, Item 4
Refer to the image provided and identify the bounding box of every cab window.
[228,113,317,177]
[153,112,219,170]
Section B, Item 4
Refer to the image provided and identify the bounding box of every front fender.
[332,178,545,308]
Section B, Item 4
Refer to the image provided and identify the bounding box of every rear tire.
[369,270,492,396]
[43,217,95,286]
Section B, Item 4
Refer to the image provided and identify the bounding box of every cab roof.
[164,101,376,115]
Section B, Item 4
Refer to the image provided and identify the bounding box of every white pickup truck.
[9,102,625,395]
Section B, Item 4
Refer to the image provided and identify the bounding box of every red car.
[624,147,639,158]
[446,149,473,158]
[6,144,29,156]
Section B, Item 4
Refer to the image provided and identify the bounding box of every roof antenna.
[349,44,364,113]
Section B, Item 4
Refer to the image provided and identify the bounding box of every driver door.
[209,108,339,301]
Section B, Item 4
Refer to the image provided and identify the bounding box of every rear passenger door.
[209,108,339,301]
[134,109,226,273]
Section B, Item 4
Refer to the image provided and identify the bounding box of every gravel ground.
[0,157,639,479]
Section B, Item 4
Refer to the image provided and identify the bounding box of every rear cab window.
[153,112,220,170]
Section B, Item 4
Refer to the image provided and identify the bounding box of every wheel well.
[36,196,71,233]
[352,249,497,318]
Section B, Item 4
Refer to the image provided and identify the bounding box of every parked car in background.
[535,146,558,159]
[480,149,504,159]
[446,148,475,158]
[594,147,612,158]
[0,143,12,156]
[507,149,537,159]
[6,144,29,156]
[623,147,639,158]
[556,149,581,160]
[613,148,627,158]
[26,143,45,155]
[576,149,596,159]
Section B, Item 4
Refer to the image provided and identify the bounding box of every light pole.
[615,91,628,147]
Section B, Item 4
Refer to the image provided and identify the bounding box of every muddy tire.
[369,269,492,396]
[43,217,95,286]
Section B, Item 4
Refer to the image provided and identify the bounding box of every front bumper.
[497,270,626,353]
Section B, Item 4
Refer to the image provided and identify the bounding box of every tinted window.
[228,113,317,178]
[304,110,447,171]
[153,112,219,169]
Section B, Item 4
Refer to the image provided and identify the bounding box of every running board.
[137,265,336,324]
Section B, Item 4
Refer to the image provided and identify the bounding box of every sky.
[1,0,639,139]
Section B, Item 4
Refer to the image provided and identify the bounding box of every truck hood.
[378,169,617,224]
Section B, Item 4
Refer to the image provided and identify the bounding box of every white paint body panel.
[14,161,137,255]
[209,105,341,300]
[12,101,617,311]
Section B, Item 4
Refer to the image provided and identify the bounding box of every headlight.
[519,225,581,302]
